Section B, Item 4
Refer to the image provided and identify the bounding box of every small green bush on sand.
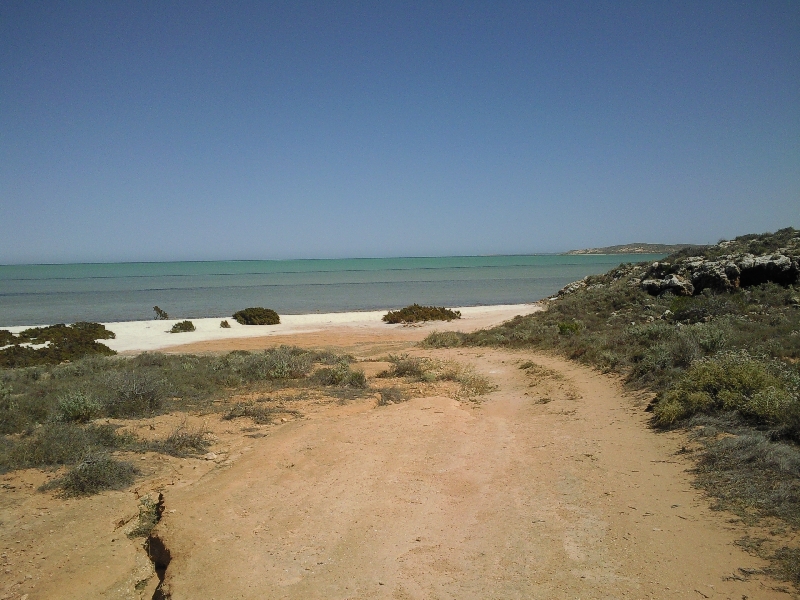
[0,322,116,368]
[421,331,465,348]
[41,454,136,497]
[220,320,231,328]
[311,362,367,388]
[233,307,280,325]
[55,391,102,423]
[223,399,301,424]
[148,421,209,457]
[383,304,461,324]
[653,351,800,434]
[378,354,493,398]
[170,320,196,333]
[4,422,133,470]
[377,386,406,406]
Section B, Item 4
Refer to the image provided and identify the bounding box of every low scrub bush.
[383,304,461,324]
[229,346,314,381]
[55,391,102,423]
[170,320,195,333]
[311,362,367,388]
[773,547,800,584]
[421,330,465,348]
[220,320,231,329]
[653,352,800,436]
[153,306,169,320]
[379,354,494,399]
[378,354,428,378]
[103,372,167,417]
[223,399,301,424]
[0,322,116,368]
[42,454,137,497]
[688,415,800,526]
[0,346,357,437]
[3,422,133,470]
[148,422,209,457]
[233,307,280,325]
[377,386,406,406]
[557,320,582,336]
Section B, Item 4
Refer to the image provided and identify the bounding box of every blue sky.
[1,1,798,264]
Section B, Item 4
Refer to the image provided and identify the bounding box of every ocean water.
[0,255,664,327]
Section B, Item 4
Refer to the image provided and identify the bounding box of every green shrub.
[557,321,583,336]
[148,422,209,457]
[55,391,102,423]
[378,354,428,378]
[223,401,278,424]
[220,320,231,329]
[688,416,800,526]
[170,320,196,333]
[312,362,367,388]
[421,330,465,348]
[232,346,313,380]
[232,307,280,325]
[0,330,16,346]
[42,454,137,497]
[377,386,406,406]
[773,547,800,584]
[153,306,169,320]
[654,352,800,433]
[9,422,91,467]
[3,422,134,471]
[222,399,302,424]
[383,304,461,324]
[103,372,167,417]
[0,323,116,368]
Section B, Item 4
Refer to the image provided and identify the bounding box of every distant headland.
[564,243,705,255]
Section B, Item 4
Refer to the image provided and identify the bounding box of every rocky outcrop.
[640,274,694,296]
[640,251,800,296]
[558,278,588,296]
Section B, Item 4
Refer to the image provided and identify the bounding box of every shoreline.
[3,303,542,353]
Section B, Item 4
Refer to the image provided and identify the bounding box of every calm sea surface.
[0,255,664,326]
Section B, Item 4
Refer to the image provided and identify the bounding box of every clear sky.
[1,1,798,264]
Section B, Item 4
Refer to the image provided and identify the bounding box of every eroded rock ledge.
[641,251,799,296]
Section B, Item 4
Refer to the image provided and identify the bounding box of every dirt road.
[153,348,788,599]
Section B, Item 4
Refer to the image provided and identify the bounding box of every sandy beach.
[4,303,543,353]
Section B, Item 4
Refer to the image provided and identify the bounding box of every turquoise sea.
[0,255,664,327]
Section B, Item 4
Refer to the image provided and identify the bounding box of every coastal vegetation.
[170,320,196,333]
[0,346,369,494]
[376,354,494,398]
[153,306,169,320]
[424,227,800,581]
[383,304,461,324]
[0,322,116,368]
[233,307,280,325]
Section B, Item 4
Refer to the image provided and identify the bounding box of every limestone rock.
[641,275,693,296]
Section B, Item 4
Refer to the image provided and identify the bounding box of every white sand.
[3,304,542,353]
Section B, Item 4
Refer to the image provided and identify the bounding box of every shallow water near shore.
[0,254,664,326]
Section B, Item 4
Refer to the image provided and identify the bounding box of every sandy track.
[155,348,788,599]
